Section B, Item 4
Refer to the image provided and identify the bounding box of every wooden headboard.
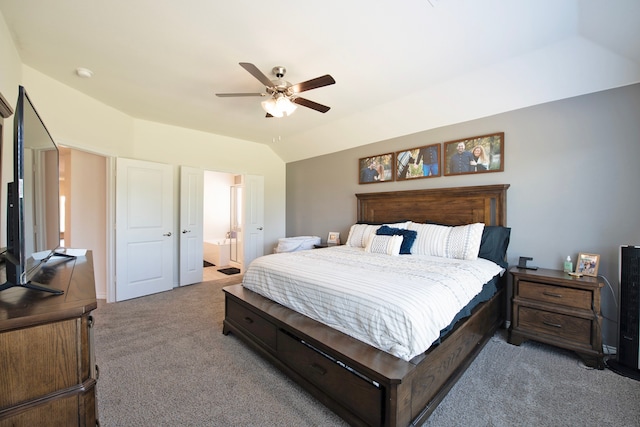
[356,184,509,226]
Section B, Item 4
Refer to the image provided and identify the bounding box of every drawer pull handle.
[543,321,562,328]
[310,363,327,376]
[542,291,563,298]
[243,316,254,324]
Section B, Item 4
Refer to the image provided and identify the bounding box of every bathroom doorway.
[58,146,108,298]
[202,171,243,282]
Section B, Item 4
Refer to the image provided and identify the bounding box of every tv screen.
[21,89,61,262]
[0,86,64,294]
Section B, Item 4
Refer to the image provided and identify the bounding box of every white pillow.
[408,222,485,260]
[345,222,410,248]
[365,234,404,256]
[407,222,449,257]
[346,224,380,248]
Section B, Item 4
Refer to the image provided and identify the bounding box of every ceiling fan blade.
[239,62,275,88]
[291,75,335,94]
[292,97,331,113]
[215,92,264,97]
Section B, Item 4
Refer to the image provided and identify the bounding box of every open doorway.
[58,146,108,298]
[202,171,243,282]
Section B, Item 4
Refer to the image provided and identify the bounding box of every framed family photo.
[327,232,340,245]
[576,253,600,277]
[396,143,441,180]
[444,132,504,176]
[359,153,394,184]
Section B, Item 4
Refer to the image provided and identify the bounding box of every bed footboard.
[223,283,504,426]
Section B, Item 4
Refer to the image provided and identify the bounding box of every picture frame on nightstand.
[576,252,600,276]
[327,232,340,246]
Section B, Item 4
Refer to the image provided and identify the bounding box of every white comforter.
[242,246,504,361]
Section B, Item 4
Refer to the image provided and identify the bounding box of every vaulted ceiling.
[1,0,638,162]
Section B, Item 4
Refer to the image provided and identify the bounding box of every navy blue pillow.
[376,225,417,255]
[478,226,511,268]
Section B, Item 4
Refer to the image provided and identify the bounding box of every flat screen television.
[0,86,71,295]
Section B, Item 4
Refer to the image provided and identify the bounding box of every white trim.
[105,156,116,302]
[55,138,118,158]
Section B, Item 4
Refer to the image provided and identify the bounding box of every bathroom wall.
[203,170,234,241]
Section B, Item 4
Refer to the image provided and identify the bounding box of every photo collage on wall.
[358,132,504,184]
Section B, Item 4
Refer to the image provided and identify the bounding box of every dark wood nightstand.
[508,266,605,369]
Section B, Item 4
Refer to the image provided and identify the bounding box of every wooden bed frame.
[223,184,509,426]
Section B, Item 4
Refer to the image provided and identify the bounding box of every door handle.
[182,229,191,234]
[163,232,172,237]
[257,227,263,230]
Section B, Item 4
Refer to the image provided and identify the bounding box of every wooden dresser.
[0,252,97,426]
[508,266,604,369]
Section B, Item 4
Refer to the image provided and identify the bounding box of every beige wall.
[21,67,133,156]
[0,9,21,240]
[66,149,107,298]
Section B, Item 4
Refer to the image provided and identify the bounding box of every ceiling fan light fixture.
[278,96,297,116]
[261,94,297,118]
[261,98,281,117]
[218,63,334,117]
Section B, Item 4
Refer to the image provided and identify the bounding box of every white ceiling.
[1,0,638,162]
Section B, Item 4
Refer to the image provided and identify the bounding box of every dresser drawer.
[225,298,277,351]
[278,330,383,427]
[0,319,79,408]
[0,392,79,427]
[519,280,592,310]
[518,306,591,346]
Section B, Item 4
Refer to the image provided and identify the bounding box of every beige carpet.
[93,278,639,426]
[94,277,346,426]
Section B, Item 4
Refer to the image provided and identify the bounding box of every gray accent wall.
[286,83,640,348]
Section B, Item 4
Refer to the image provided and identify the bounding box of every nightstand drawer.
[518,306,591,345]
[519,280,592,310]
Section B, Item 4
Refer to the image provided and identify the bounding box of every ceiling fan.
[216,62,336,118]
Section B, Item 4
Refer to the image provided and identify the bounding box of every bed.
[222,184,510,426]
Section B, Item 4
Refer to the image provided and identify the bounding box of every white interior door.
[179,166,203,286]
[115,158,173,301]
[243,174,264,268]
